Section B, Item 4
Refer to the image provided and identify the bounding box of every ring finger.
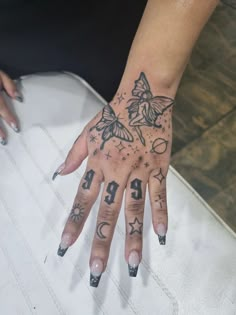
[124,171,148,277]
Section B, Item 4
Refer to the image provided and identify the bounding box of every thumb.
[52,128,88,180]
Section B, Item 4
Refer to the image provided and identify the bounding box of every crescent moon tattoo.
[96,222,110,239]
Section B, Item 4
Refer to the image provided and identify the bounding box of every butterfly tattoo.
[90,104,134,150]
[126,72,174,145]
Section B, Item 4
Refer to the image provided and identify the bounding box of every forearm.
[119,0,219,98]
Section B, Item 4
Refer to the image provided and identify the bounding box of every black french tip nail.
[15,94,23,102]
[158,235,166,245]
[128,264,139,277]
[90,273,102,288]
[52,171,59,181]
[0,139,7,145]
[57,245,68,257]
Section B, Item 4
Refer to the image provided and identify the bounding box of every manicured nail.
[14,91,23,102]
[10,122,20,133]
[128,250,140,277]
[90,258,103,288]
[0,137,7,145]
[52,163,65,181]
[157,223,166,245]
[57,234,71,257]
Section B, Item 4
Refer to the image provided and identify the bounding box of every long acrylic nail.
[10,122,20,133]
[52,163,65,181]
[157,223,166,245]
[128,250,140,277]
[90,258,103,288]
[0,137,7,145]
[14,91,23,102]
[57,234,72,257]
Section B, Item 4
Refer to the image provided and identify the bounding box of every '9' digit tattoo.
[104,181,119,205]
[82,169,95,190]
[131,178,142,200]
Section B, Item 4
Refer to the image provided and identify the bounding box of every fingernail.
[10,122,20,133]
[157,223,167,245]
[90,258,103,288]
[14,91,23,102]
[52,163,65,181]
[0,137,7,145]
[57,234,72,257]
[128,250,140,277]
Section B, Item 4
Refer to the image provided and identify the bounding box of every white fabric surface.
[0,72,235,315]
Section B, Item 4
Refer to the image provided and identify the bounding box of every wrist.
[117,67,182,101]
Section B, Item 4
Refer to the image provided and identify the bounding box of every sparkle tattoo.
[153,168,165,183]
[127,72,174,146]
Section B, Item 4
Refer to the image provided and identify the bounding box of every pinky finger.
[0,71,22,102]
[148,167,169,245]
[0,128,6,145]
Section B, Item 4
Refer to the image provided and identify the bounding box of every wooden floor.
[171,3,236,232]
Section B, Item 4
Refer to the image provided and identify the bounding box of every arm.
[120,0,218,98]
[55,0,219,287]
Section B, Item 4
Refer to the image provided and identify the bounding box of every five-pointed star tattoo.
[129,217,143,235]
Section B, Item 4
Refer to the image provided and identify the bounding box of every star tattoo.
[117,93,125,104]
[153,169,165,183]
[129,217,143,235]
[89,134,97,143]
[115,141,125,152]
[105,151,112,160]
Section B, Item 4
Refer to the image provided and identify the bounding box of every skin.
[1,0,219,284]
[0,70,21,143]
[57,1,219,282]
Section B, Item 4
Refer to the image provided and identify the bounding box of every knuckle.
[98,205,118,222]
[126,199,144,215]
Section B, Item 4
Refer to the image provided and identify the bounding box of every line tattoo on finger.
[96,221,110,239]
[129,217,143,235]
[82,169,95,190]
[69,203,85,223]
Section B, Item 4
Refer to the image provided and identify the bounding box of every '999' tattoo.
[104,181,119,205]
[131,178,142,200]
[82,169,95,190]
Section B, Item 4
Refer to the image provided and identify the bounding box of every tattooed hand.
[53,72,174,288]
